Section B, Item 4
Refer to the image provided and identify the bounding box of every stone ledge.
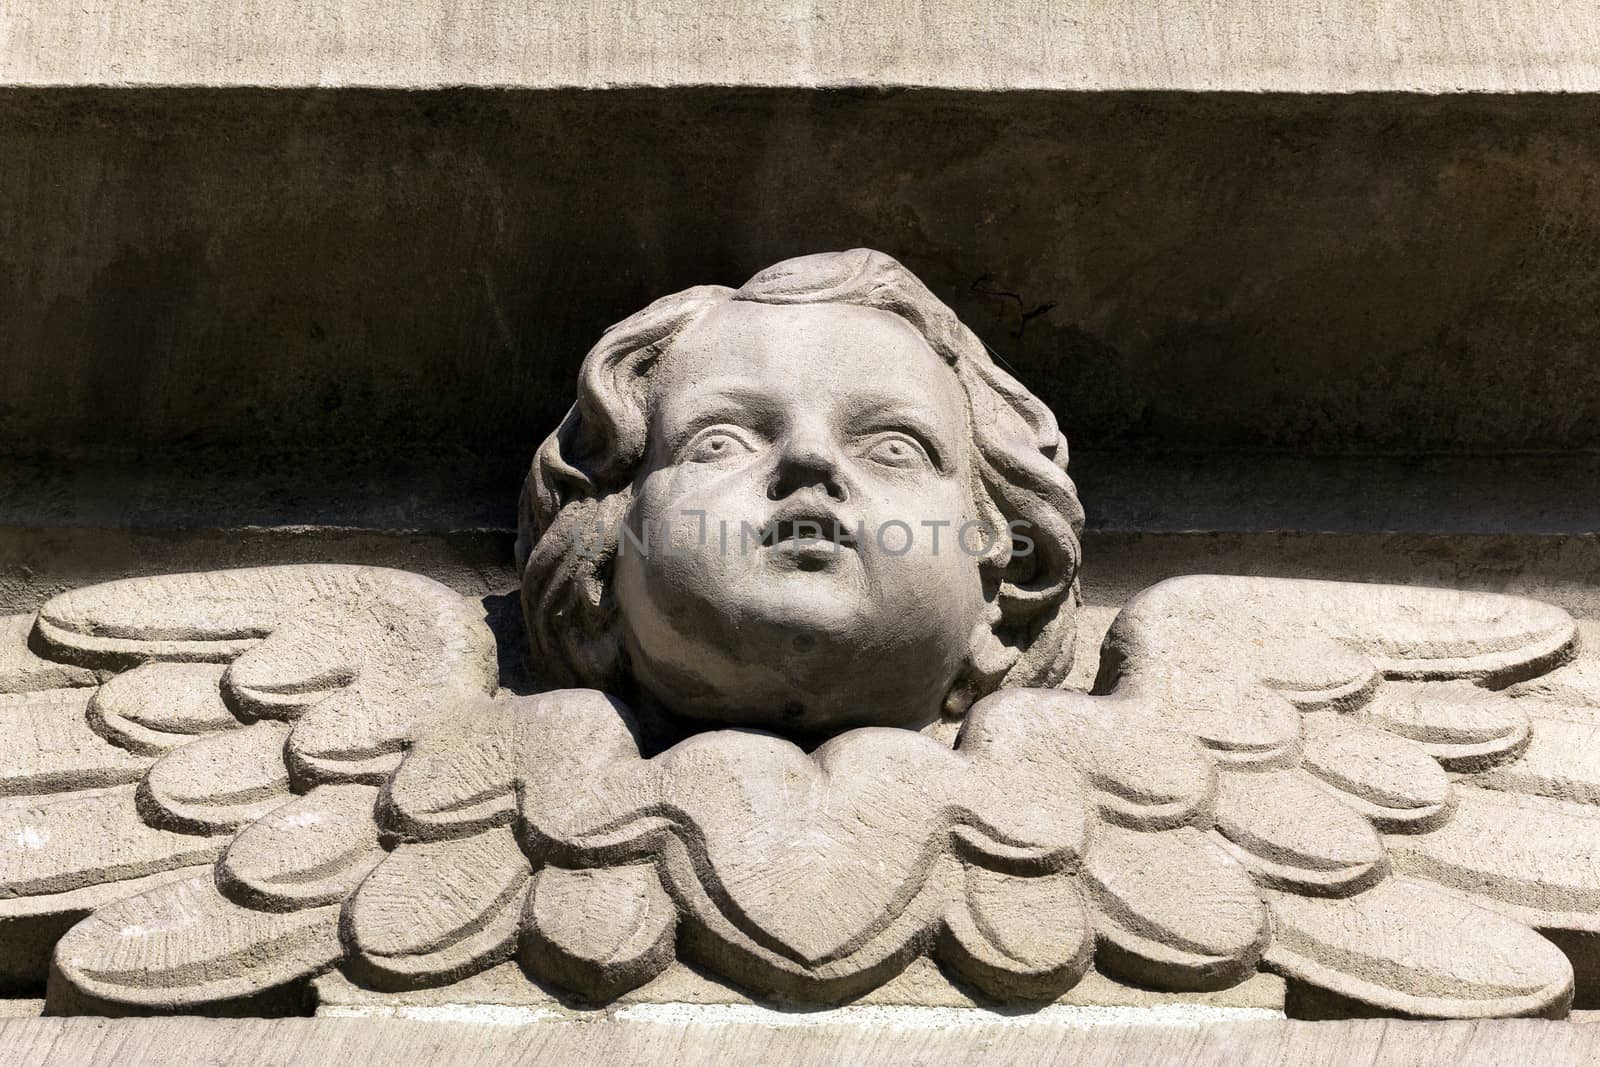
[10,451,1600,536]
[12,451,1600,537]
[4,1,1600,93]
[8,528,1600,657]
[0,1015,1597,1065]
[310,958,1289,1017]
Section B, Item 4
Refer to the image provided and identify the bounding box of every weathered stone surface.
[14,88,1600,513]
[1213,769,1387,894]
[1083,826,1267,991]
[1509,653,1600,707]
[1264,879,1574,1019]
[0,866,209,992]
[88,662,241,756]
[0,526,515,619]
[521,865,678,1003]
[0,690,152,795]
[348,828,530,990]
[514,678,1094,1001]
[1099,576,1576,759]
[1385,787,1600,932]
[51,874,342,1012]
[988,690,1215,830]
[0,788,222,898]
[7,251,1600,1025]
[941,867,1093,1001]
[36,567,501,785]
[92,662,236,735]
[311,956,1290,1013]
[1470,718,1600,805]
[216,785,384,910]
[8,1015,1600,1067]
[6,1,1599,91]
[0,615,97,694]
[1298,715,1453,832]
[1363,682,1532,772]
[379,702,517,839]
[139,723,293,835]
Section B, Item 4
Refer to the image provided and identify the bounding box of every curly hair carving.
[518,249,1084,713]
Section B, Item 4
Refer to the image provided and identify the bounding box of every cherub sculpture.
[3,251,1599,1018]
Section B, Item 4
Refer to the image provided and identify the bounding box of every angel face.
[613,300,991,733]
[521,249,1085,737]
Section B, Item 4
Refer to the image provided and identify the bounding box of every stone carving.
[4,251,1600,1019]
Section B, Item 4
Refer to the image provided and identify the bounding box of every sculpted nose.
[767,431,848,503]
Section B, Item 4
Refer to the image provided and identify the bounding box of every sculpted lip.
[757,513,859,551]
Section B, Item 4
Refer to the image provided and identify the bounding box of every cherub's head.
[519,250,1083,735]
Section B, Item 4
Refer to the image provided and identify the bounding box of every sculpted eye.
[861,433,932,470]
[685,427,757,463]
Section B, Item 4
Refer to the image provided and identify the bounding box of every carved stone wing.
[1089,575,1600,1018]
[9,568,1600,1019]
[0,566,499,1009]
[366,576,1600,1017]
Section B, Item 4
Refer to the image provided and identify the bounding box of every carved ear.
[578,337,662,478]
[553,283,734,503]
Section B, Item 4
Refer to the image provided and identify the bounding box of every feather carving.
[3,567,1598,1019]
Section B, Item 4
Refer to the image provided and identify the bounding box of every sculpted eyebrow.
[664,387,770,445]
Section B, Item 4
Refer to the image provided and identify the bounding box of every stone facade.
[6,4,1600,1063]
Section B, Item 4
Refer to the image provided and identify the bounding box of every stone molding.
[5,1,1600,92]
[2,1016,1600,1066]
